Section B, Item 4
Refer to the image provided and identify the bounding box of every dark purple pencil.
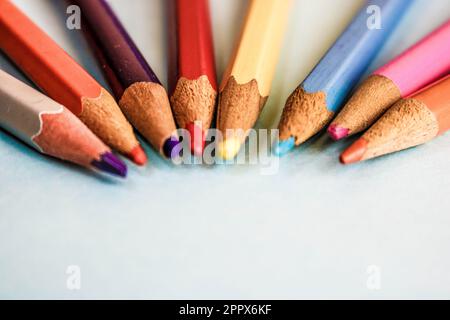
[72,0,180,158]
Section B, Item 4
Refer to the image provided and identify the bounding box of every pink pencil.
[329,20,450,140]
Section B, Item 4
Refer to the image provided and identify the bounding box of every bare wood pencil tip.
[170,75,217,130]
[278,87,334,146]
[119,82,178,156]
[81,88,140,157]
[217,76,267,134]
[331,75,402,137]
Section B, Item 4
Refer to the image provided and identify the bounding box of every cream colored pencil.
[216,0,292,160]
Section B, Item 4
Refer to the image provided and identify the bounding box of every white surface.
[0,0,449,299]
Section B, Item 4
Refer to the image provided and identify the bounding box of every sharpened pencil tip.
[328,125,349,141]
[163,137,181,159]
[92,152,128,177]
[340,138,368,165]
[273,137,295,156]
[127,145,147,166]
[217,138,242,160]
[186,122,206,156]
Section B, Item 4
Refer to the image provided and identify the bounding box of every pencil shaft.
[216,0,291,159]
[168,0,217,132]
[303,0,411,112]
[73,0,178,157]
[73,0,160,99]
[330,19,450,139]
[170,0,217,90]
[375,20,450,96]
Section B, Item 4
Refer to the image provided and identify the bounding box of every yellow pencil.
[216,0,292,160]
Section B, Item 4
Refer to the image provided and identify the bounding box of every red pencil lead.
[340,139,368,165]
[127,145,148,166]
[186,122,206,156]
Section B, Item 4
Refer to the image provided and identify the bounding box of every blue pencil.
[275,0,412,156]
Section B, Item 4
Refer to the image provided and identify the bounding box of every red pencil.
[168,0,217,155]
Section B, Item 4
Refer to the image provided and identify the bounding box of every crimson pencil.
[73,0,180,158]
[168,0,217,155]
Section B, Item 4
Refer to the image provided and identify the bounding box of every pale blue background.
[0,0,449,299]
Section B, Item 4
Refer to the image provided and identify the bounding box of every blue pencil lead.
[273,137,295,157]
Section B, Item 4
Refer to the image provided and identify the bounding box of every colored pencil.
[330,19,450,141]
[73,0,179,159]
[341,74,450,164]
[275,0,411,156]
[167,0,217,156]
[0,69,127,177]
[0,0,145,165]
[216,0,292,160]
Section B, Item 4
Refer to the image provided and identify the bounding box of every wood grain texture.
[119,82,176,154]
[344,99,439,163]
[73,0,160,96]
[331,75,402,135]
[302,0,411,112]
[81,88,138,154]
[0,0,139,156]
[375,20,450,96]
[217,77,267,138]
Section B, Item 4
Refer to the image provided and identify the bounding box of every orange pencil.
[0,0,146,165]
[341,74,450,164]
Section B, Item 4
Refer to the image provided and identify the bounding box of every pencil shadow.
[0,129,123,184]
